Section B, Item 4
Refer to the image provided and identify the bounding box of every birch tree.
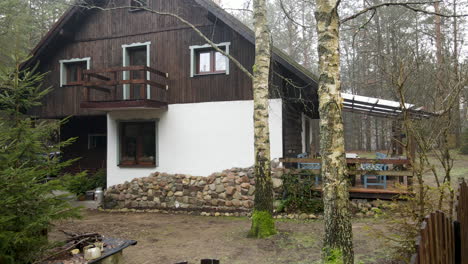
[314,0,354,262]
[248,0,276,239]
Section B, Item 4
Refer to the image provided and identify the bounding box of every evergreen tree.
[0,55,80,264]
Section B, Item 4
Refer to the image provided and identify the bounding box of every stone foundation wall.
[104,167,285,212]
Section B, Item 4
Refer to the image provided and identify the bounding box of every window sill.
[193,72,227,77]
[118,164,156,168]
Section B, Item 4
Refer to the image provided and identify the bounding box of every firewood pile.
[40,230,108,264]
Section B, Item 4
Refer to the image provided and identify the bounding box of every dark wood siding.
[32,0,258,118]
[282,102,303,158]
[60,116,107,173]
[30,0,320,160]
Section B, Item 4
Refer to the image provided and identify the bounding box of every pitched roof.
[24,0,319,87]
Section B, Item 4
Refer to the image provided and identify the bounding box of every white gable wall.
[107,99,283,187]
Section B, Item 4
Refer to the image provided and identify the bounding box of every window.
[59,58,91,87]
[190,42,230,77]
[119,121,156,167]
[88,134,106,150]
[130,0,148,11]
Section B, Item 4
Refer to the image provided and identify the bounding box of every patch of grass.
[291,233,318,248]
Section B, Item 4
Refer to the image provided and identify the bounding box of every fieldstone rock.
[174,191,183,197]
[233,191,242,200]
[232,199,241,207]
[216,184,225,193]
[272,178,283,188]
[167,191,174,197]
[198,180,206,187]
[308,214,317,219]
[299,213,309,220]
[214,212,221,217]
[248,186,255,196]
[209,183,216,191]
[225,186,235,195]
[240,183,250,189]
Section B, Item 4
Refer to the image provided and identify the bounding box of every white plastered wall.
[107,99,283,186]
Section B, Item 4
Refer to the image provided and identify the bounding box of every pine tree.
[0,56,80,264]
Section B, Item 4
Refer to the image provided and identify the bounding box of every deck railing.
[279,157,413,187]
[66,66,169,102]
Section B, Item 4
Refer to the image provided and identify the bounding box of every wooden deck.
[313,179,410,199]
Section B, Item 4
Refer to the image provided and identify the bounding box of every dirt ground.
[50,210,394,264]
[49,152,467,263]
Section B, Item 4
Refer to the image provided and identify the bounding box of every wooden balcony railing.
[69,65,169,104]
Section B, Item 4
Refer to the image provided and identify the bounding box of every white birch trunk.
[314,0,354,262]
[248,0,276,238]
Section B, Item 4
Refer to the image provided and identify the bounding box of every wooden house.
[25,0,320,186]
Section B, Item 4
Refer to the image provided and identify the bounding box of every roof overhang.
[342,93,436,119]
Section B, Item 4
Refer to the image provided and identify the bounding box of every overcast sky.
[218,0,466,58]
[220,0,248,9]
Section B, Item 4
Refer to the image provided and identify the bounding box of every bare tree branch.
[278,0,313,28]
[340,1,467,24]
[223,7,253,13]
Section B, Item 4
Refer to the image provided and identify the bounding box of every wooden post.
[82,74,90,102]
[111,71,116,100]
[142,68,147,100]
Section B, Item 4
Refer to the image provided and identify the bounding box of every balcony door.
[128,46,147,100]
[122,42,151,100]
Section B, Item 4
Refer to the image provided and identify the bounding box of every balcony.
[72,66,169,110]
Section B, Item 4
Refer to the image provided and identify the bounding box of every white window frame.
[189,42,230,77]
[301,113,314,153]
[59,57,91,87]
[88,133,107,150]
[122,41,151,100]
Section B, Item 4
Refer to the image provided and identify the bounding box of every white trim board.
[122,41,151,100]
[59,57,91,87]
[189,42,230,77]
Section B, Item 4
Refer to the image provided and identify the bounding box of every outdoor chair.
[360,163,388,189]
[297,153,321,186]
[376,152,387,159]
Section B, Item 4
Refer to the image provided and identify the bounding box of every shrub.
[63,169,106,196]
[279,170,324,214]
